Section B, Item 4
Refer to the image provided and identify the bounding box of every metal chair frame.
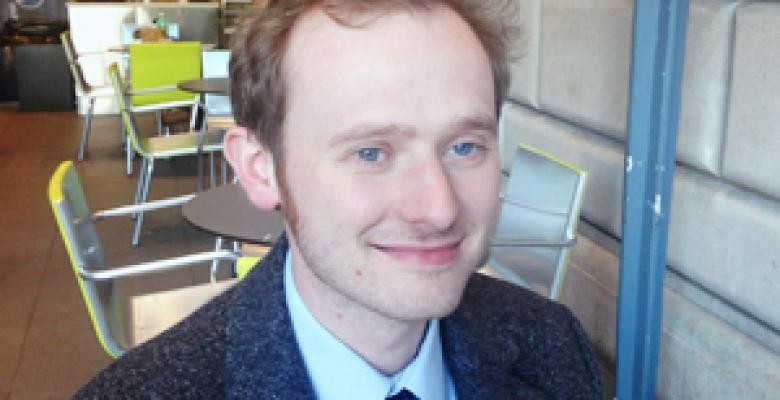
[60,31,117,161]
[109,63,225,247]
[49,161,238,358]
[488,143,588,300]
[124,42,203,175]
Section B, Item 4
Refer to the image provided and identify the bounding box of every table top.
[108,43,217,53]
[177,77,229,95]
[182,184,285,244]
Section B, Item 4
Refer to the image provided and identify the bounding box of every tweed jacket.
[74,235,602,399]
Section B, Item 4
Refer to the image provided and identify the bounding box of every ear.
[223,126,281,210]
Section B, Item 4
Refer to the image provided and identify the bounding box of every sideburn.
[273,155,301,236]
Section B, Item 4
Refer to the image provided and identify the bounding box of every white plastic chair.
[486,143,588,300]
[60,31,116,161]
[200,50,234,185]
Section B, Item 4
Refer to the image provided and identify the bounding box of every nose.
[396,160,460,231]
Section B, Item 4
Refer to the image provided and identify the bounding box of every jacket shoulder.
[444,273,603,399]
[460,273,574,325]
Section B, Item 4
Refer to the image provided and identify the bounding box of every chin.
[385,303,462,322]
[388,276,471,321]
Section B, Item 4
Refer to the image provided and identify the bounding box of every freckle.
[355,270,363,277]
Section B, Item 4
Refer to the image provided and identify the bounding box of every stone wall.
[501,1,780,397]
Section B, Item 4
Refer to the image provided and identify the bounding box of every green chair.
[236,256,261,281]
[128,41,201,111]
[486,143,588,300]
[125,41,203,174]
[109,62,224,247]
[60,31,116,161]
[48,161,238,357]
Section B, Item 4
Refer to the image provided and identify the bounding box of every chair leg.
[210,236,224,282]
[230,240,240,278]
[209,152,216,188]
[124,123,134,176]
[139,159,154,205]
[189,102,199,131]
[140,159,154,204]
[133,158,148,212]
[196,148,205,192]
[196,116,207,192]
[126,144,134,175]
[77,97,96,161]
[221,155,229,185]
[156,110,163,135]
[132,159,154,247]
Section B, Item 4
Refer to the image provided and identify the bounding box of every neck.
[292,258,428,375]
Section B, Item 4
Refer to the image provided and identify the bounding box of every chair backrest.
[488,143,588,300]
[201,50,232,116]
[108,63,145,157]
[60,31,90,94]
[128,41,201,106]
[48,161,129,357]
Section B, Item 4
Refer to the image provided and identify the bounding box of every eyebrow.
[446,115,498,137]
[327,124,410,148]
[327,114,498,148]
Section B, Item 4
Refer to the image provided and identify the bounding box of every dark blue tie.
[386,388,419,400]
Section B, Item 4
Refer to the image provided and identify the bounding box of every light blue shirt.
[284,251,458,399]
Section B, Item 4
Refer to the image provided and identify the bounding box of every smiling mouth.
[373,241,461,266]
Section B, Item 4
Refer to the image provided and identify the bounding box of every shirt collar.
[284,250,451,400]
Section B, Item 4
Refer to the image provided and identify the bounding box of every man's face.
[279,6,501,321]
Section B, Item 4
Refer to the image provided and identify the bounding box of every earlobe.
[223,127,281,210]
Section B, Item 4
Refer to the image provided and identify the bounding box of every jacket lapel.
[442,274,552,400]
[225,235,316,399]
[223,238,554,399]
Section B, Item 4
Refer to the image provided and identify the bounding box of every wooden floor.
[0,105,218,399]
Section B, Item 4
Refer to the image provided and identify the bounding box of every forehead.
[279,5,495,137]
[283,5,489,82]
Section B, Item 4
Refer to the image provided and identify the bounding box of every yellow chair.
[48,161,238,357]
[128,41,201,110]
[109,63,224,247]
[124,41,203,174]
[236,257,260,280]
[60,31,116,161]
[486,144,588,300]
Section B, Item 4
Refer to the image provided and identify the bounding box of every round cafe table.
[182,184,284,244]
[177,77,229,95]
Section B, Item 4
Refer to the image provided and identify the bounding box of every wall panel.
[723,3,780,200]
[539,0,633,139]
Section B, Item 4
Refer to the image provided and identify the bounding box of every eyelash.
[350,139,488,169]
[355,147,388,163]
[449,142,479,157]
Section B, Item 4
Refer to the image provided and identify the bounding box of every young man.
[75,1,602,398]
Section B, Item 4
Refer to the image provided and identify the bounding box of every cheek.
[333,178,391,224]
[286,164,389,228]
[454,168,501,220]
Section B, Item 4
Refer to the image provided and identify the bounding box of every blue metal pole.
[617,0,689,398]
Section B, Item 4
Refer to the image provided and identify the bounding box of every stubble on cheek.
[275,162,302,236]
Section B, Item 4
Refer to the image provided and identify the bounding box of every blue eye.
[451,142,476,157]
[357,148,383,162]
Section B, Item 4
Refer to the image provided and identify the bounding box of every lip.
[373,241,461,267]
